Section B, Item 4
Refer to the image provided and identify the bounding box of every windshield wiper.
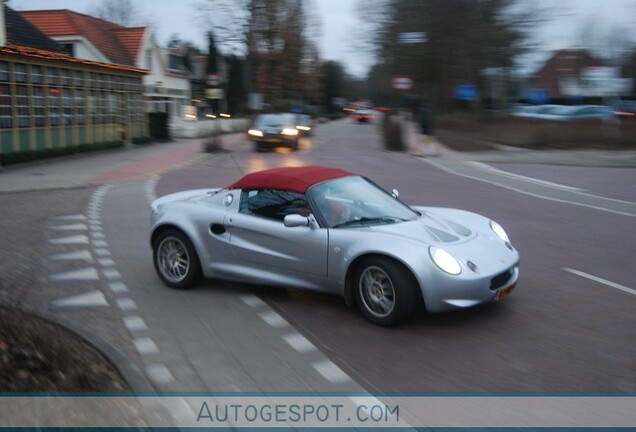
[332,216,404,229]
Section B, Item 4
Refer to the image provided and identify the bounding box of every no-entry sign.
[391,76,413,91]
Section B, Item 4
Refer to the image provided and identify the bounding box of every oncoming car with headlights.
[247,113,300,152]
[150,166,519,326]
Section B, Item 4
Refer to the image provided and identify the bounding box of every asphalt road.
[155,118,635,392]
[2,118,634,398]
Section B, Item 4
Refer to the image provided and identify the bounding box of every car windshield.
[255,114,296,128]
[308,176,419,228]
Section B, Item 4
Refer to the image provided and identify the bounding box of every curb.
[36,310,156,392]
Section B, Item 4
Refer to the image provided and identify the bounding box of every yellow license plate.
[495,284,515,301]
[267,138,281,143]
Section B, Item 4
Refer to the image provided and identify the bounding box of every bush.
[0,141,123,166]
[131,136,153,145]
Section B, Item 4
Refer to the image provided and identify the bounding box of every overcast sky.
[9,0,636,77]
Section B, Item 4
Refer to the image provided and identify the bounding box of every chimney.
[0,0,6,47]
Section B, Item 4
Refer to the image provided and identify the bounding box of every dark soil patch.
[0,306,129,391]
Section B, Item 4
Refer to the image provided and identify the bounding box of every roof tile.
[20,9,145,67]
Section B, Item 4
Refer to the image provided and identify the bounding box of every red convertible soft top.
[227,166,352,193]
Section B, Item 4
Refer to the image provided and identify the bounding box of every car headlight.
[282,128,299,136]
[490,220,509,242]
[429,246,461,275]
[248,129,263,137]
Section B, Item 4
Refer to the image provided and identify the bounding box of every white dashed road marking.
[48,250,93,262]
[283,333,317,353]
[564,268,636,296]
[312,360,352,384]
[52,290,109,308]
[258,310,289,328]
[49,234,90,245]
[49,267,99,282]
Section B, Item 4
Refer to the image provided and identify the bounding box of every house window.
[75,89,85,125]
[63,88,74,125]
[31,65,43,84]
[73,70,83,87]
[33,87,46,127]
[16,86,30,128]
[62,43,75,57]
[99,91,110,123]
[0,84,12,128]
[88,93,97,124]
[47,67,58,86]
[48,87,61,126]
[145,49,153,70]
[0,62,8,81]
[14,63,27,83]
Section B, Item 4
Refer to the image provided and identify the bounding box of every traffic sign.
[206,73,222,87]
[455,84,477,101]
[391,76,413,91]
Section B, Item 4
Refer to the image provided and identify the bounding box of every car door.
[226,189,328,277]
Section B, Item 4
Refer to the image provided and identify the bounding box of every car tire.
[153,229,202,289]
[354,257,417,326]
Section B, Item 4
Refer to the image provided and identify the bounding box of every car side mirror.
[284,214,310,228]
[391,188,400,199]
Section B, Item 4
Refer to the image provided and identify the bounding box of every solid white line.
[467,161,586,192]
[424,158,636,217]
[563,268,636,296]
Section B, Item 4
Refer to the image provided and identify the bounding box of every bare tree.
[195,0,322,106]
[91,0,140,26]
[360,0,546,111]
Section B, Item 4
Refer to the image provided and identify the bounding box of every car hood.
[366,206,479,245]
[151,188,220,211]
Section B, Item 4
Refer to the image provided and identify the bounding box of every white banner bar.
[0,396,634,428]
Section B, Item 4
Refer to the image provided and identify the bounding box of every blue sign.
[528,88,549,104]
[455,85,478,101]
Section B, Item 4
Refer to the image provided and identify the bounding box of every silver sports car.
[150,166,519,326]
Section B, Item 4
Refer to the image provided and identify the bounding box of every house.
[20,8,191,119]
[529,49,602,99]
[0,2,146,161]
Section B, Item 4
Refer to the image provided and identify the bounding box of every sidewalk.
[405,120,636,167]
[0,133,245,193]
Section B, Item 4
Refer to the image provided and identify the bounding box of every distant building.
[0,3,146,160]
[20,8,191,118]
[529,49,601,98]
[529,49,633,99]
